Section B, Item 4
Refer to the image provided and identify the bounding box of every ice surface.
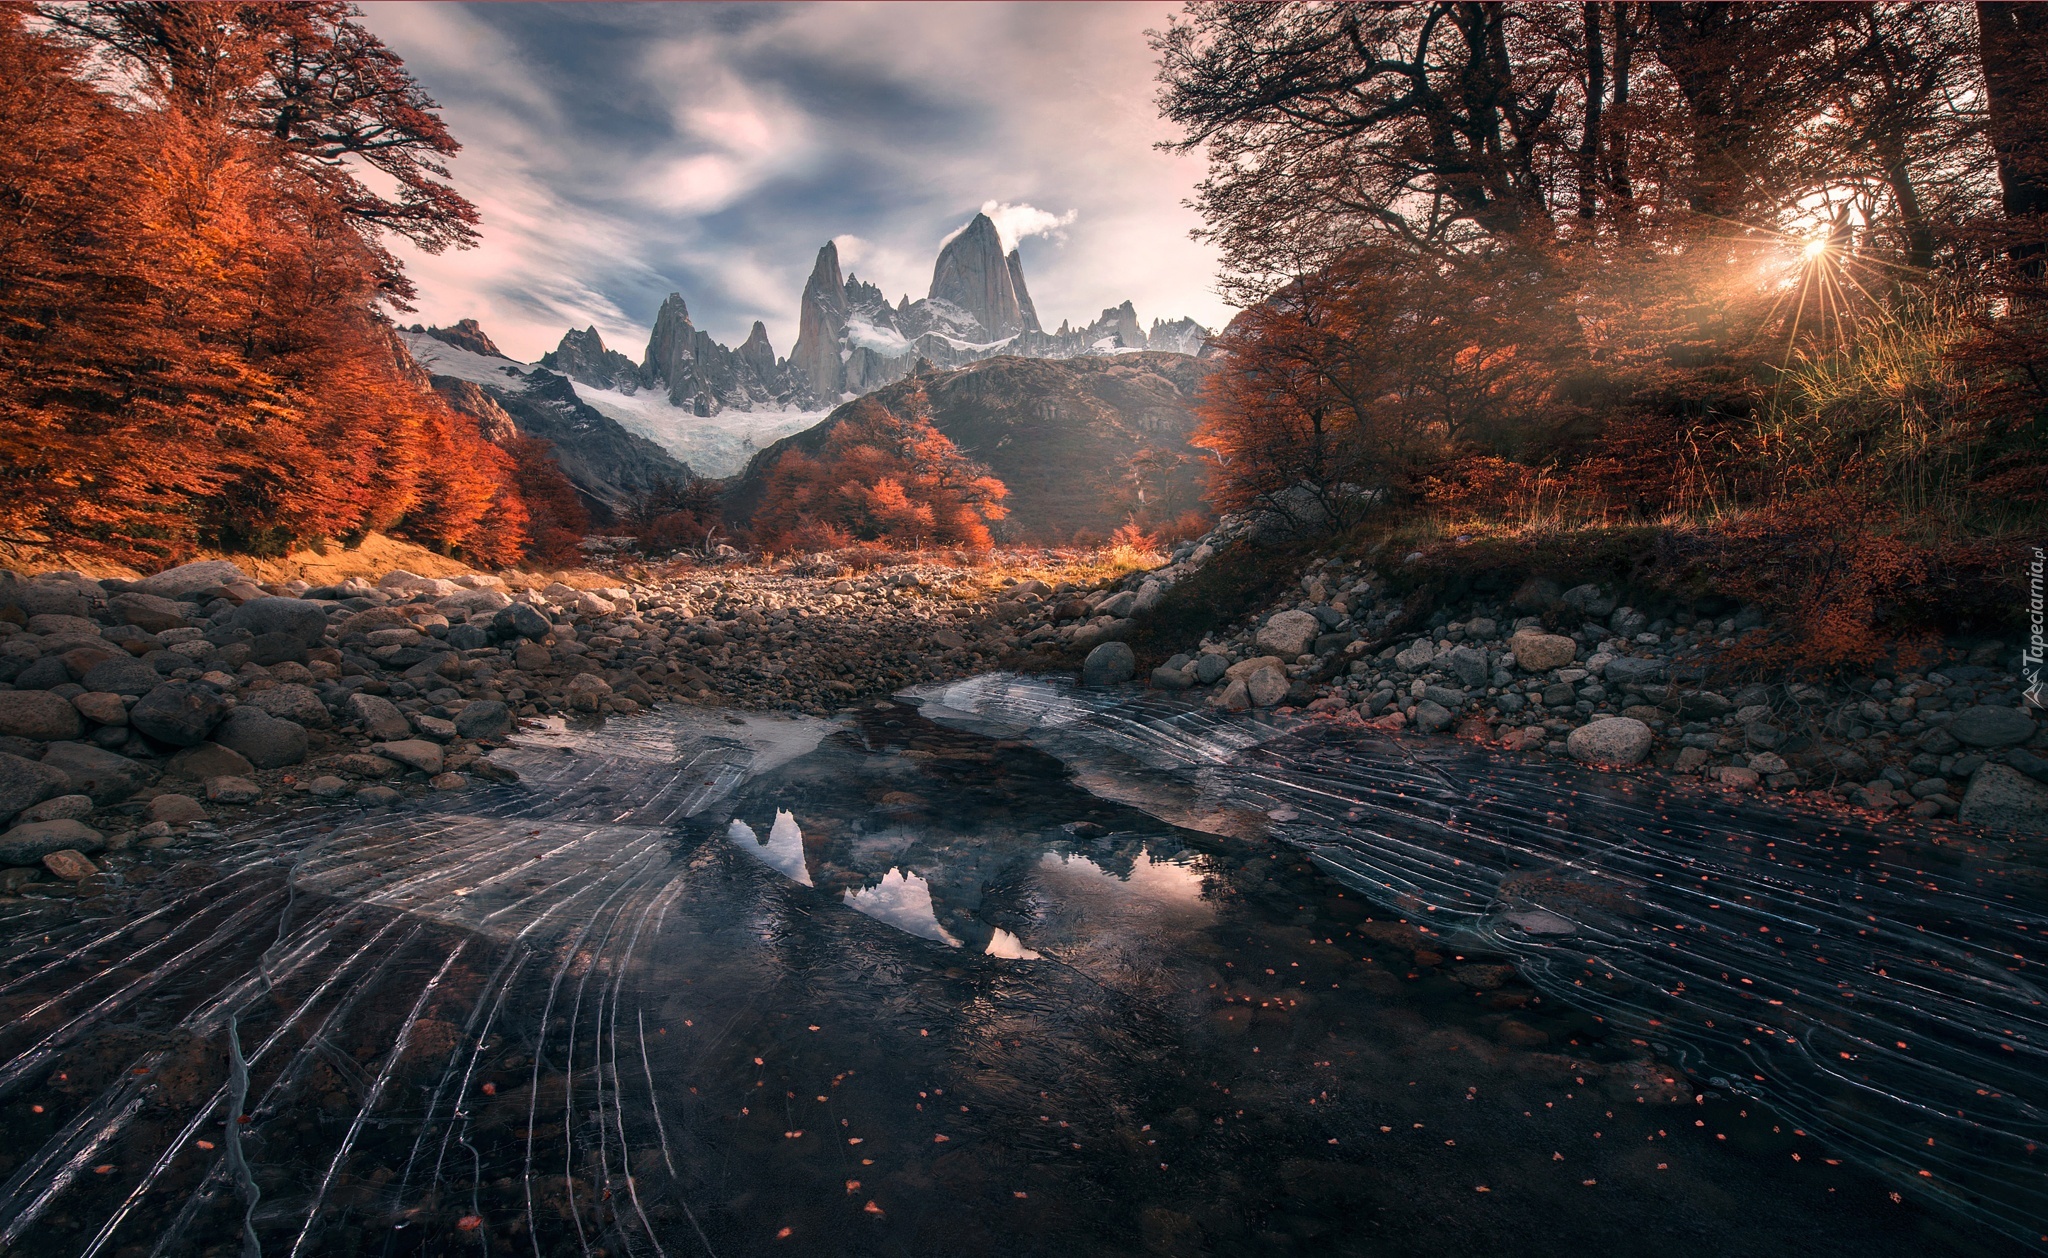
[572,383,829,477]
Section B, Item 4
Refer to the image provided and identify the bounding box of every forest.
[1159,2,2048,665]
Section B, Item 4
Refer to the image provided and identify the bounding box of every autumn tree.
[750,391,1008,551]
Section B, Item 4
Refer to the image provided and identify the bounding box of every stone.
[225,597,329,648]
[1421,684,1468,710]
[1602,656,1666,688]
[1566,717,1654,767]
[248,633,307,667]
[132,560,251,599]
[513,642,551,671]
[304,775,351,799]
[1446,646,1489,689]
[353,785,403,807]
[1674,746,1713,772]
[42,742,156,804]
[1466,617,1498,640]
[0,691,85,741]
[211,707,308,769]
[344,692,412,740]
[1208,678,1251,711]
[0,818,106,865]
[454,700,513,740]
[20,794,92,823]
[1718,766,1761,788]
[1509,630,1577,672]
[1254,610,1320,658]
[128,681,230,746]
[109,591,194,633]
[1948,705,2038,748]
[1193,653,1227,685]
[1082,641,1136,687]
[80,655,167,696]
[165,742,255,782]
[148,794,208,825]
[1413,699,1454,733]
[0,752,71,825]
[1608,608,1650,638]
[247,683,330,727]
[374,739,445,774]
[563,674,613,711]
[1746,752,1789,775]
[12,657,74,690]
[1559,584,1616,617]
[42,849,98,881]
[429,772,471,791]
[412,714,457,742]
[72,691,128,726]
[1243,663,1289,708]
[1394,640,1437,672]
[1915,727,1961,755]
[205,775,262,804]
[1958,764,2048,835]
[492,602,553,641]
[1149,665,1192,691]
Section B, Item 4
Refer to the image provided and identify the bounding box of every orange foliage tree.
[0,6,537,566]
[749,390,1008,552]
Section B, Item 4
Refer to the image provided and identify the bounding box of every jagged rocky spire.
[791,241,849,401]
[1006,249,1042,335]
[929,212,1026,340]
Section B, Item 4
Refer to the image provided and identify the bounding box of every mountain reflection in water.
[0,678,2036,1257]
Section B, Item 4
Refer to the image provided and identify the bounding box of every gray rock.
[1916,727,1961,755]
[1446,646,1489,688]
[1394,640,1437,672]
[205,775,262,804]
[148,794,207,825]
[374,739,444,774]
[13,656,74,690]
[0,691,85,742]
[1096,590,1138,619]
[1602,656,1666,688]
[411,714,457,742]
[353,785,403,807]
[1567,717,1654,767]
[345,693,412,741]
[491,603,553,641]
[1422,684,1468,710]
[1081,642,1136,688]
[41,742,155,804]
[165,742,255,781]
[248,683,330,728]
[1509,630,1577,672]
[19,793,93,823]
[1244,664,1289,708]
[304,776,351,800]
[80,655,165,696]
[226,597,328,648]
[1209,678,1251,711]
[248,632,307,667]
[1254,610,1320,658]
[129,682,230,746]
[454,700,513,740]
[1949,705,2038,748]
[211,707,307,769]
[1149,666,1191,691]
[1193,654,1228,685]
[0,818,106,866]
[1608,608,1649,638]
[109,591,193,633]
[1958,764,2048,835]
[133,560,250,599]
[0,752,70,825]
[1560,584,1616,618]
[1413,699,1454,733]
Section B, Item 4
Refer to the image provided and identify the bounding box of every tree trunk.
[1578,4,1605,224]
[1979,1,2048,270]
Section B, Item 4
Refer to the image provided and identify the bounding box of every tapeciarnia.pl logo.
[2026,546,2045,710]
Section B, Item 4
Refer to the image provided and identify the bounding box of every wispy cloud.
[358,1,1229,362]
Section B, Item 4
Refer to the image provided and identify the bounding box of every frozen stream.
[0,675,2039,1256]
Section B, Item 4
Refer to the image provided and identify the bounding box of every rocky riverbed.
[2,524,2044,899]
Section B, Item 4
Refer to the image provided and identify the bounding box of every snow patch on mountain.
[575,384,827,478]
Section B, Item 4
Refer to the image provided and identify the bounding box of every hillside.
[724,352,1216,542]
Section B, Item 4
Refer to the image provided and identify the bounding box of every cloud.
[356,2,1232,362]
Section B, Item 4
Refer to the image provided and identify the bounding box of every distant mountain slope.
[726,352,1216,541]
[398,330,692,522]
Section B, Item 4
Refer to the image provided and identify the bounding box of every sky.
[356,1,1231,365]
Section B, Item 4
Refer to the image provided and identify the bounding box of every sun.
[1801,235,1831,261]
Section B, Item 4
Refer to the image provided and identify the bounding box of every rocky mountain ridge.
[538,210,1216,416]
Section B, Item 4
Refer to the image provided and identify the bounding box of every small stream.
[0,675,2040,1256]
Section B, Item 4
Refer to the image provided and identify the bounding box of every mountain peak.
[930,212,1025,340]
[424,317,505,359]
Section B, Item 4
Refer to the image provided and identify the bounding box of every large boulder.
[1602,656,1667,688]
[1081,641,1136,688]
[133,560,250,600]
[225,597,329,648]
[1394,640,1437,672]
[1445,646,1489,689]
[490,603,553,642]
[211,707,308,769]
[1509,629,1578,672]
[0,691,84,741]
[1949,706,2038,749]
[40,741,156,804]
[128,681,231,746]
[80,654,167,697]
[0,752,70,826]
[1243,661,1290,708]
[0,818,107,866]
[1958,764,2048,835]
[247,683,330,728]
[109,591,194,633]
[165,742,255,781]
[1566,717,1654,767]
[1255,610,1322,659]
[374,738,445,775]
